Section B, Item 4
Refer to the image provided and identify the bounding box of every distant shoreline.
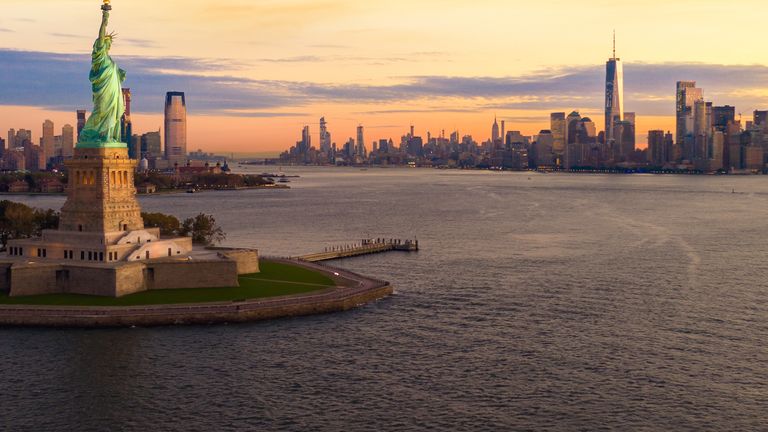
[0,184,290,197]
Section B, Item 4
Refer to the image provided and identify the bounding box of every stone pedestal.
[59,147,144,233]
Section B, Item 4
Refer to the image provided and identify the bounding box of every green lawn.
[0,260,336,307]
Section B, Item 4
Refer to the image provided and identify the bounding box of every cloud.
[0,28,13,33]
[0,49,301,114]
[356,108,478,115]
[48,32,85,39]
[1,48,767,119]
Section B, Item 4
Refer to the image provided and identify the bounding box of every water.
[1,168,768,431]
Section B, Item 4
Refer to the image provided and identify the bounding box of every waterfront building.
[550,113,566,159]
[406,136,424,157]
[379,139,390,154]
[141,131,162,159]
[675,81,702,144]
[605,34,624,143]
[648,130,665,165]
[615,120,635,159]
[42,119,54,166]
[164,91,187,163]
[534,130,555,167]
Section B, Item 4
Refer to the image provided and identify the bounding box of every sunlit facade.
[604,48,624,143]
[164,91,187,163]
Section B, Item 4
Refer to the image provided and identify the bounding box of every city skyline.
[2,1,768,152]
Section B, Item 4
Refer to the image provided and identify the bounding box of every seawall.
[0,260,392,328]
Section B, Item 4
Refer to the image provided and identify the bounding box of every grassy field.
[0,260,336,307]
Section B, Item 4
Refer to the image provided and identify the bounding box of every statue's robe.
[79,37,126,144]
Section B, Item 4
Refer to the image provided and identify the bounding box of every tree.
[33,209,60,235]
[0,201,59,247]
[141,212,181,236]
[180,213,226,246]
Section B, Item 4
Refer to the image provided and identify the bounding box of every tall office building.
[378,139,390,154]
[61,124,74,158]
[164,91,187,162]
[713,106,736,132]
[648,130,665,165]
[7,129,15,150]
[550,113,566,155]
[356,125,366,157]
[675,81,701,144]
[319,117,332,153]
[605,34,624,143]
[501,120,506,144]
[301,126,311,152]
[42,119,54,165]
[491,117,500,143]
[121,88,134,155]
[615,120,636,158]
[76,110,87,140]
[753,110,768,130]
[141,131,162,159]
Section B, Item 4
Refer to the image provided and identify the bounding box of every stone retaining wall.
[0,281,392,328]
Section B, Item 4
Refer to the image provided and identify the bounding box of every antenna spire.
[612,30,616,59]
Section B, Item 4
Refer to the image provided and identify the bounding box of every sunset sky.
[2,0,768,154]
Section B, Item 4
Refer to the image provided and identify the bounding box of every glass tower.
[604,34,623,143]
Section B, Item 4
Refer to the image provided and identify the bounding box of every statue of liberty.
[78,0,126,147]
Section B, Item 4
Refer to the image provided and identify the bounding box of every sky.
[1,0,768,154]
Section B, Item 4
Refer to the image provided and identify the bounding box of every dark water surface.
[2,168,768,431]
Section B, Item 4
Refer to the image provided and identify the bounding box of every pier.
[298,238,419,262]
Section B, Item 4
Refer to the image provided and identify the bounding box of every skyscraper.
[648,130,665,165]
[753,110,768,130]
[121,88,134,156]
[42,119,54,165]
[62,124,74,158]
[141,131,162,159]
[713,106,736,132]
[491,117,500,143]
[356,125,366,157]
[76,110,87,140]
[319,117,332,153]
[675,81,700,144]
[301,125,311,152]
[164,91,187,163]
[605,33,624,143]
[550,113,566,156]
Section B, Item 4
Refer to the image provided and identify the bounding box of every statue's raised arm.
[99,10,109,41]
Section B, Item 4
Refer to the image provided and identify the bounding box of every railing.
[297,238,419,262]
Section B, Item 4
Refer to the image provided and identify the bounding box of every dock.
[298,238,419,262]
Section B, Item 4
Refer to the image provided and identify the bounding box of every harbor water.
[1,168,767,431]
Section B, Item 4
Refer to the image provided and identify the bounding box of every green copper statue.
[78,0,126,148]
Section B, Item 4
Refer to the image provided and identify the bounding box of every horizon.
[2,0,767,152]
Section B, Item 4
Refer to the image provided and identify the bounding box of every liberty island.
[0,1,392,325]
